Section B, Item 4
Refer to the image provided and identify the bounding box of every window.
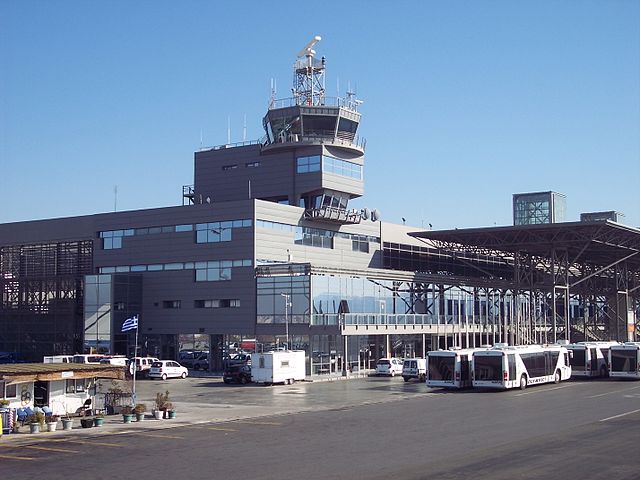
[294,227,334,249]
[323,156,362,180]
[66,379,87,394]
[195,299,240,308]
[195,220,251,244]
[296,155,321,173]
[246,161,260,168]
[352,236,370,253]
[222,164,238,171]
[5,382,16,398]
[162,300,181,309]
[195,261,233,282]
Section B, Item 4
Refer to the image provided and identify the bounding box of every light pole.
[280,293,291,349]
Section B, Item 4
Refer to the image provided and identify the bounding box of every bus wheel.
[554,370,561,384]
[519,375,527,390]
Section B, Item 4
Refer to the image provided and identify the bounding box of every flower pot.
[47,421,58,432]
[93,417,104,427]
[29,423,41,434]
[153,410,162,420]
[122,413,134,424]
[168,410,176,419]
[80,418,94,428]
[136,413,145,422]
[62,419,73,430]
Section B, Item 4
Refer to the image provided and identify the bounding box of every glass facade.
[84,275,113,354]
[257,275,310,324]
[513,192,566,225]
[296,154,362,180]
[100,220,251,249]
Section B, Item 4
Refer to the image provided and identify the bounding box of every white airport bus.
[566,341,619,378]
[608,342,640,380]
[427,348,485,389]
[472,344,572,390]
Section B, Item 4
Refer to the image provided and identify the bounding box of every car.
[127,356,160,377]
[375,358,403,376]
[223,363,252,384]
[148,360,189,380]
[179,350,209,370]
[402,358,427,382]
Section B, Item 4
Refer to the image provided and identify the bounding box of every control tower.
[192,36,367,224]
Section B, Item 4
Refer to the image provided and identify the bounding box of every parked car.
[375,358,403,377]
[99,356,128,367]
[223,363,252,384]
[179,351,209,370]
[402,358,427,382]
[148,360,189,380]
[128,357,160,377]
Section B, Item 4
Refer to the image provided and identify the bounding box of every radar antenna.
[293,35,325,107]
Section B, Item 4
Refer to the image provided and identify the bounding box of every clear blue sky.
[1,0,638,229]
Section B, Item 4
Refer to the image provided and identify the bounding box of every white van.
[43,355,74,363]
[99,356,128,367]
[402,358,427,382]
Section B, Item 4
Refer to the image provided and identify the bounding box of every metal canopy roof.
[410,221,640,270]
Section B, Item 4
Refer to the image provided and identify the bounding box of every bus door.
[507,354,516,386]
[589,348,598,374]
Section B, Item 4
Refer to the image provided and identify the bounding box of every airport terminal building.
[1,41,638,373]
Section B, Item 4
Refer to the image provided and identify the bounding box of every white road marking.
[599,408,640,422]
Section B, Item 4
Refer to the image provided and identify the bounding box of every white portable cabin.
[426,348,484,389]
[609,342,640,380]
[472,344,572,390]
[566,341,619,378]
[251,350,306,385]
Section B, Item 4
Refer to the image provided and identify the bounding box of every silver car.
[148,360,189,380]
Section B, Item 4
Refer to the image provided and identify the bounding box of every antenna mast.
[293,35,325,106]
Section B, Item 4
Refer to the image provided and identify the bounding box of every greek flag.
[121,315,139,332]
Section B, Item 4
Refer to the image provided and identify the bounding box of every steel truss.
[411,221,640,344]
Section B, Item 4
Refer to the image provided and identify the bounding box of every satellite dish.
[362,208,370,220]
[371,209,380,222]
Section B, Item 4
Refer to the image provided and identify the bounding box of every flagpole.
[132,315,138,407]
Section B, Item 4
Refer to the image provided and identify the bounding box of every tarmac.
[0,370,369,445]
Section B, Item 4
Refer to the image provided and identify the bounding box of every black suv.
[223,364,252,384]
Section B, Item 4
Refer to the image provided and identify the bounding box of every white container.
[251,351,306,385]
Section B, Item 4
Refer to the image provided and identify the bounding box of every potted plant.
[0,399,10,408]
[133,403,147,421]
[46,415,60,432]
[27,412,46,433]
[121,405,134,423]
[93,413,105,427]
[80,416,94,428]
[153,390,170,419]
[167,404,176,419]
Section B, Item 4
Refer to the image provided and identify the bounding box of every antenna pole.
[114,185,118,212]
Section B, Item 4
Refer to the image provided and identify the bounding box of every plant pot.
[136,413,145,422]
[122,413,134,424]
[168,410,176,419]
[29,423,40,434]
[62,419,73,430]
[93,417,104,427]
[80,418,94,428]
[153,410,162,420]
[47,421,58,432]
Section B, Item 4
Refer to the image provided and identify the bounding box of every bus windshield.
[611,350,636,372]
